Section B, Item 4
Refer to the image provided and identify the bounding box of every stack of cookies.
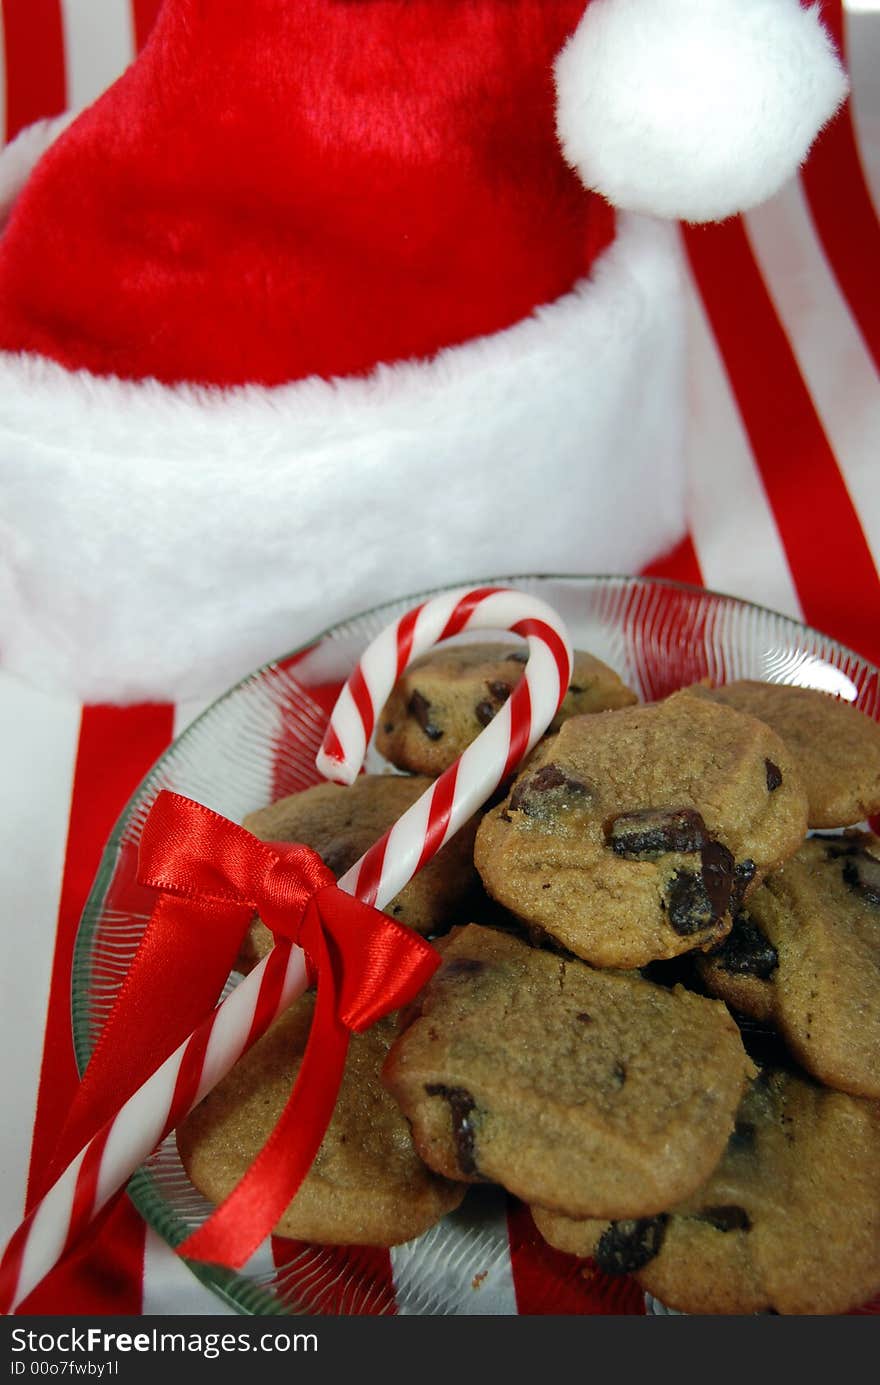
[177,644,880,1315]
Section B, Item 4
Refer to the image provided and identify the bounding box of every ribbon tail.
[178,934,348,1270]
[40,892,252,1199]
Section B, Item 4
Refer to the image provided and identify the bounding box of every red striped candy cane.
[0,586,571,1313]
[319,585,573,908]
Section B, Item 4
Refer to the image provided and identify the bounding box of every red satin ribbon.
[49,790,440,1270]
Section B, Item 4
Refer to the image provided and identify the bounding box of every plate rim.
[69,571,880,1316]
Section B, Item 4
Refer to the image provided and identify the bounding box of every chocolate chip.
[765,759,783,791]
[701,839,735,919]
[408,690,443,740]
[666,840,734,935]
[594,1217,668,1276]
[606,808,708,858]
[697,1205,751,1233]
[569,683,584,694]
[476,679,515,727]
[576,1012,593,1024]
[710,912,778,978]
[730,858,757,912]
[612,1060,627,1087]
[842,851,880,907]
[666,870,711,934]
[424,1083,479,1175]
[487,680,513,702]
[509,764,591,815]
[521,764,570,793]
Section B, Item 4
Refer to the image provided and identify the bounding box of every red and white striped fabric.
[1,0,879,1316]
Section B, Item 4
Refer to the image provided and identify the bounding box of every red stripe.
[506,1201,645,1315]
[271,1238,397,1315]
[438,587,504,641]
[415,765,459,874]
[510,618,571,704]
[166,1023,214,1138]
[245,942,293,1050]
[318,723,346,770]
[16,1198,148,1316]
[502,679,532,782]
[800,1,880,373]
[25,704,174,1313]
[348,666,375,745]
[63,1126,112,1256]
[642,534,704,588]
[685,217,880,665]
[2,0,67,141]
[0,1212,30,1313]
[395,605,422,679]
[351,831,389,908]
[130,0,163,53]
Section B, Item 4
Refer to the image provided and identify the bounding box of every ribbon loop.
[259,843,337,943]
[134,790,439,1266]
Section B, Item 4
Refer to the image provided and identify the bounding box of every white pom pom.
[0,113,75,229]
[555,0,849,222]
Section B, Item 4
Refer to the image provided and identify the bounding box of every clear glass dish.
[71,575,880,1315]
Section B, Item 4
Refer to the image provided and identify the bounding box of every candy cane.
[319,585,574,906]
[0,586,571,1313]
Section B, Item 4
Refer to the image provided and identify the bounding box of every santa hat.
[0,0,846,701]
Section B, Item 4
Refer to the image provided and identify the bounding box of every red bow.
[48,791,440,1270]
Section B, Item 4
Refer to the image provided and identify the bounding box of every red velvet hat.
[0,0,617,388]
[0,0,846,699]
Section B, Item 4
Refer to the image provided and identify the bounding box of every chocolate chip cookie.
[375,643,637,776]
[238,774,479,969]
[687,680,880,828]
[699,832,880,1099]
[382,925,753,1219]
[474,692,809,969]
[177,994,466,1246]
[533,1068,880,1315]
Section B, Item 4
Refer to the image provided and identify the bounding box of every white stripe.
[0,677,80,1248]
[680,247,803,620]
[390,1188,518,1315]
[317,683,365,785]
[96,1049,187,1210]
[358,622,404,733]
[142,1228,239,1316]
[371,781,435,909]
[745,179,880,567]
[197,947,309,1108]
[845,8,880,217]
[13,1150,87,1309]
[59,0,134,111]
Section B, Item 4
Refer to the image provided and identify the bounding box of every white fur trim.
[555,0,849,222]
[0,214,687,702]
[0,113,77,230]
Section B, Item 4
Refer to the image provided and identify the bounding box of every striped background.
[0,0,878,1315]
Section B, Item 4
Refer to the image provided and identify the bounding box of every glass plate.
[71,575,880,1316]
